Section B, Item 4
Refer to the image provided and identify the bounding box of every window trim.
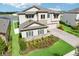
[47,13,50,18]
[41,14,45,19]
[53,13,59,19]
[25,14,34,18]
[26,31,33,37]
[38,29,44,35]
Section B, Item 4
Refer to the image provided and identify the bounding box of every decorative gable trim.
[23,5,41,12]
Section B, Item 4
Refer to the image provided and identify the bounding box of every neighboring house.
[0,17,10,43]
[19,20,48,39]
[0,15,19,22]
[61,8,79,26]
[18,5,61,39]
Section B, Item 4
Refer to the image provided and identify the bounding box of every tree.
[0,37,6,55]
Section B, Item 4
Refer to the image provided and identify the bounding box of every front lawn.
[26,40,74,56]
[20,35,59,55]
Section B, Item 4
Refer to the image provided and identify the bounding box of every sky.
[0,3,79,12]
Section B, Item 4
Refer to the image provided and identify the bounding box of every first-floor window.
[47,13,50,18]
[26,31,33,37]
[38,29,44,35]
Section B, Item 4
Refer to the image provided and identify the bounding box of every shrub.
[53,53,61,56]
[58,24,63,30]
[19,33,22,38]
[75,24,79,30]
[0,37,6,55]
[7,41,12,55]
[59,21,77,30]
[19,39,27,51]
[20,35,59,54]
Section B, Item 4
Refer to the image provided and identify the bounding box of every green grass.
[61,24,79,37]
[11,21,20,56]
[26,40,74,56]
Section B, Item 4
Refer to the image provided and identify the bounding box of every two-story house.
[18,5,61,39]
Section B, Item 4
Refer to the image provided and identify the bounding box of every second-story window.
[54,13,59,19]
[25,14,34,18]
[41,15,45,19]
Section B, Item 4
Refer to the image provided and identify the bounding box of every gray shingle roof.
[0,15,18,22]
[68,8,79,13]
[18,5,60,14]
[0,18,10,34]
[20,20,48,31]
[69,8,79,12]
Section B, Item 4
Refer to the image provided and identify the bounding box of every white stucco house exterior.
[61,8,79,26]
[19,20,48,39]
[18,5,61,39]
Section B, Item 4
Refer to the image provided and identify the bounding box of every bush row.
[19,35,59,54]
[59,21,77,29]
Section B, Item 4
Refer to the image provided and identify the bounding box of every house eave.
[20,26,47,32]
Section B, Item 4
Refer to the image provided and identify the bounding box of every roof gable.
[18,5,61,14]
[23,5,41,12]
[27,23,42,27]
[24,22,46,28]
[20,20,47,31]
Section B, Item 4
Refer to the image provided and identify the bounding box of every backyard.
[26,40,74,56]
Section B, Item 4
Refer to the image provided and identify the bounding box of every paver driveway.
[50,28,79,47]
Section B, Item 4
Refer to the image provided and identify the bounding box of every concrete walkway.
[50,28,79,47]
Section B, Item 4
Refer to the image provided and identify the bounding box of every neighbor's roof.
[0,18,10,34]
[65,8,79,14]
[0,15,18,22]
[18,5,60,14]
[19,20,48,31]
[69,8,79,12]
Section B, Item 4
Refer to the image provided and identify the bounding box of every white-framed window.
[47,13,50,18]
[54,13,59,19]
[41,15,45,19]
[26,31,33,37]
[25,14,34,18]
[38,29,44,35]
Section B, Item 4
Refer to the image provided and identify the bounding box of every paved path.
[49,29,79,47]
